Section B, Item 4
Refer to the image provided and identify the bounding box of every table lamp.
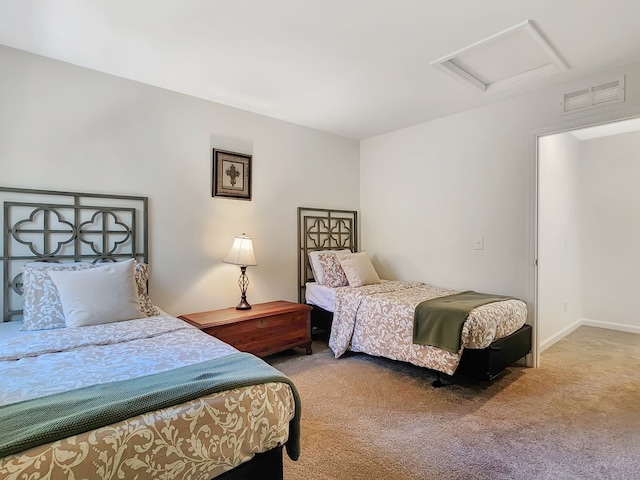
[223,233,257,310]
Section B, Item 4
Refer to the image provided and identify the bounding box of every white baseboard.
[539,318,640,352]
[580,318,640,335]
[538,319,582,353]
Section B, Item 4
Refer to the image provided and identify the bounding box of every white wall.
[361,60,640,360]
[580,130,640,330]
[361,95,535,298]
[0,45,360,316]
[537,133,583,347]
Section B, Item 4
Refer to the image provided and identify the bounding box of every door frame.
[530,107,640,366]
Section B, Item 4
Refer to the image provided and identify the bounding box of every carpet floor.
[269,326,640,480]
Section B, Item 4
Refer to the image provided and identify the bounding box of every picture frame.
[212,149,252,200]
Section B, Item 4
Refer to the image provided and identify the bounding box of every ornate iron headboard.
[0,187,148,322]
[297,207,358,303]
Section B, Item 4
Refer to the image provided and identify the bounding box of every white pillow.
[308,249,351,284]
[48,259,144,327]
[21,262,100,331]
[337,251,381,287]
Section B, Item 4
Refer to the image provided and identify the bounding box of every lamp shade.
[223,234,257,266]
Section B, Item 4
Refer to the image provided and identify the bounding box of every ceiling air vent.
[562,76,625,113]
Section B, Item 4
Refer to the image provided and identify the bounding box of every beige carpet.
[269,327,640,480]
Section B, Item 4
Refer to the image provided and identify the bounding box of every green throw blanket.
[0,352,301,461]
[413,291,514,354]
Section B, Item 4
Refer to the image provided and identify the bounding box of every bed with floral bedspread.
[328,281,527,376]
[0,315,298,480]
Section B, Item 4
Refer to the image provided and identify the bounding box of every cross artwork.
[214,149,251,199]
[225,163,241,187]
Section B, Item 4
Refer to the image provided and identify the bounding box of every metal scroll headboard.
[0,187,148,322]
[297,207,358,304]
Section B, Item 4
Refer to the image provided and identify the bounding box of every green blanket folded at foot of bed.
[413,291,514,354]
[0,352,301,461]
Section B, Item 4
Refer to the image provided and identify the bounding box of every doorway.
[535,116,640,364]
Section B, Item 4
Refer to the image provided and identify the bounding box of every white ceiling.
[1,0,640,139]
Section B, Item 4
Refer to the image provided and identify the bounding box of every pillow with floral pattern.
[133,263,161,317]
[317,253,349,287]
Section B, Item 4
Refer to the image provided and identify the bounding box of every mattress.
[326,281,527,376]
[305,280,403,313]
[0,314,296,479]
[305,281,338,312]
[0,320,30,341]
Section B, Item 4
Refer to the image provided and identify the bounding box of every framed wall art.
[212,149,252,200]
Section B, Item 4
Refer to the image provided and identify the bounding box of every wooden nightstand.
[179,300,313,358]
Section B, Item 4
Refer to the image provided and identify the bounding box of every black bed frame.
[218,446,283,480]
[0,187,285,479]
[297,206,532,387]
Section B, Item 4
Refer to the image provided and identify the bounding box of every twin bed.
[0,187,298,480]
[298,207,532,385]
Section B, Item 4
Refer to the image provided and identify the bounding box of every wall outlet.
[474,237,484,250]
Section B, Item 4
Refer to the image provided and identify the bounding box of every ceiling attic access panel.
[431,20,568,93]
